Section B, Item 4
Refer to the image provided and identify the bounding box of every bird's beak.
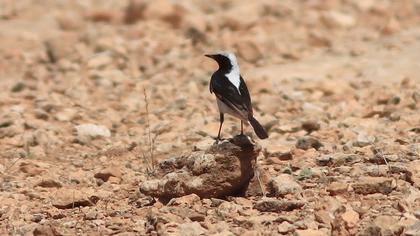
[205,54,215,59]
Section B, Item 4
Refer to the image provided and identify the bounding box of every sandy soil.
[0,0,419,235]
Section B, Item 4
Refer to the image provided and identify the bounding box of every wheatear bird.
[205,51,268,140]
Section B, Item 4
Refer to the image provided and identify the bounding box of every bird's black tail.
[249,116,268,139]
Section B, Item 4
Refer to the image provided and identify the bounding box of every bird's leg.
[241,120,244,136]
[217,113,224,142]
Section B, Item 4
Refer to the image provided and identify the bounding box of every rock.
[407,160,420,188]
[277,221,295,234]
[322,11,356,29]
[301,120,320,133]
[20,162,45,176]
[33,225,59,236]
[177,222,207,236]
[382,18,400,35]
[352,177,395,195]
[296,136,323,150]
[327,182,348,196]
[52,188,100,209]
[44,34,79,63]
[341,207,359,229]
[294,229,329,236]
[36,179,62,188]
[94,167,122,182]
[87,53,113,69]
[308,31,332,48]
[315,210,333,225]
[405,221,420,236]
[216,201,242,218]
[269,174,302,197]
[56,12,84,31]
[124,0,146,24]
[235,41,262,63]
[84,210,98,220]
[75,124,111,143]
[140,135,260,199]
[316,154,360,166]
[167,194,201,207]
[193,137,215,151]
[353,0,375,11]
[302,102,323,113]
[265,144,292,160]
[254,198,304,213]
[31,214,44,223]
[11,82,25,92]
[358,215,402,236]
[353,132,375,147]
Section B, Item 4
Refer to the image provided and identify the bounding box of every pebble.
[269,174,302,196]
[94,167,122,182]
[75,124,111,143]
[52,188,99,209]
[254,198,305,213]
[296,136,323,150]
[352,177,395,195]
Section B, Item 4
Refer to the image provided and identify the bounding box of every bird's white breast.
[224,53,241,94]
[225,68,241,93]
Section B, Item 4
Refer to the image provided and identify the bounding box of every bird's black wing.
[210,73,251,118]
[239,76,253,116]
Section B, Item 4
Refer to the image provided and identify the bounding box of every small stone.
[301,120,320,133]
[94,167,122,182]
[34,109,49,120]
[168,194,201,207]
[322,11,356,28]
[269,174,302,197]
[36,179,62,188]
[33,225,59,236]
[352,177,395,194]
[235,41,262,63]
[414,211,420,220]
[123,0,146,24]
[52,188,99,209]
[354,132,375,147]
[84,211,98,220]
[87,53,113,69]
[0,117,13,128]
[308,31,332,48]
[294,229,329,236]
[20,162,45,176]
[177,222,207,236]
[296,136,323,150]
[75,124,111,143]
[11,82,25,92]
[278,221,295,234]
[254,198,304,213]
[193,138,214,151]
[327,182,348,196]
[31,214,44,223]
[341,207,359,229]
[382,18,400,35]
[315,210,333,225]
[217,201,242,218]
[56,12,84,31]
[317,154,361,167]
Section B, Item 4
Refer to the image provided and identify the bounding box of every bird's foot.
[214,137,223,144]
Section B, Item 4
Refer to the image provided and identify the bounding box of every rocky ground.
[0,0,419,235]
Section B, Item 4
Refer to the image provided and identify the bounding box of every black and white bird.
[205,51,268,140]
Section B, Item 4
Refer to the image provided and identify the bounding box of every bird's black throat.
[206,54,233,74]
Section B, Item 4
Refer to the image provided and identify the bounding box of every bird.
[205,51,268,140]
